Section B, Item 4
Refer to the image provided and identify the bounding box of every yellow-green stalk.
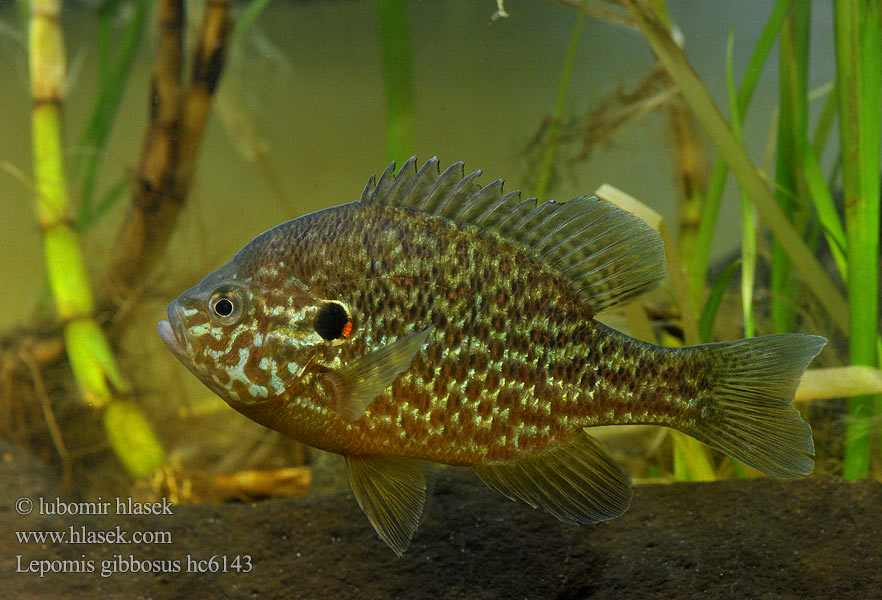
[29,0,165,478]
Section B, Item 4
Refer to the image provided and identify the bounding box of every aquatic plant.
[618,0,880,478]
[531,0,882,480]
[8,0,245,486]
[374,0,415,164]
[27,0,164,483]
[833,0,881,479]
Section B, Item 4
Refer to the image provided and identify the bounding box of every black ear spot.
[315,302,351,341]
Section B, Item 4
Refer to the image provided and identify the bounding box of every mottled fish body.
[158,157,825,555]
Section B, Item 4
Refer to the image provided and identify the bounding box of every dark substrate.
[1,439,879,600]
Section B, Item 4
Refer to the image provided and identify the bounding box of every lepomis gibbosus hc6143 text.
[158,158,825,555]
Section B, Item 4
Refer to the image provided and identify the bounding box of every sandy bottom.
[2,440,879,599]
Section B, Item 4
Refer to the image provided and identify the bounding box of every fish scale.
[246,203,683,462]
[159,157,825,555]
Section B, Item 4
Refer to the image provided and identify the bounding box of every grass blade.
[698,259,739,343]
[770,1,809,334]
[811,81,837,158]
[688,0,791,305]
[801,141,847,278]
[73,0,149,229]
[232,0,272,47]
[534,4,586,200]
[621,0,850,333]
[374,0,414,163]
[725,28,757,339]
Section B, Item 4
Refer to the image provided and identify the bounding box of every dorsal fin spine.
[437,169,482,217]
[404,157,440,206]
[387,157,418,206]
[459,179,504,222]
[418,161,463,213]
[475,190,521,228]
[359,175,377,203]
[358,157,666,314]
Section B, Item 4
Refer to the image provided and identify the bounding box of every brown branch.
[104,0,232,310]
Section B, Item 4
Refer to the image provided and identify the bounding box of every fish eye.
[315,301,352,341]
[208,287,245,325]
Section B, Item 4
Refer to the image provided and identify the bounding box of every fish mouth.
[157,304,188,360]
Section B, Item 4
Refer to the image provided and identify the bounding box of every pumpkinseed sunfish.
[158,157,825,555]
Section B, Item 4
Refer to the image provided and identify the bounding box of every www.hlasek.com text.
[16,525,172,545]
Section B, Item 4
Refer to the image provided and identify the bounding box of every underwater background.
[0,1,880,597]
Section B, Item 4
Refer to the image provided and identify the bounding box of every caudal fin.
[683,334,826,478]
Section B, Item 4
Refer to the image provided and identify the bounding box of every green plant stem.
[30,0,121,407]
[29,0,165,479]
[801,140,847,278]
[621,0,850,334]
[535,3,586,200]
[725,29,756,339]
[687,0,791,307]
[812,82,837,158]
[374,0,414,164]
[770,1,810,334]
[698,259,739,343]
[835,0,881,480]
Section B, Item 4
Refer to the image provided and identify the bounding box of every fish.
[158,157,826,555]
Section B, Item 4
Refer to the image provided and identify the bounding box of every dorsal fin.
[360,157,666,314]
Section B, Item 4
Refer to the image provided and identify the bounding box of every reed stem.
[835,0,881,479]
[770,1,809,334]
[104,0,232,307]
[28,0,165,478]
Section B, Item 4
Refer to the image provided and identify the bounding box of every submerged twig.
[20,349,72,490]
[104,0,232,311]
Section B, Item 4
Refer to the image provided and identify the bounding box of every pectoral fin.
[346,454,435,556]
[326,327,433,420]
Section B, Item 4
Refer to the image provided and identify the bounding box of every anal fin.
[474,431,632,524]
[346,455,435,556]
